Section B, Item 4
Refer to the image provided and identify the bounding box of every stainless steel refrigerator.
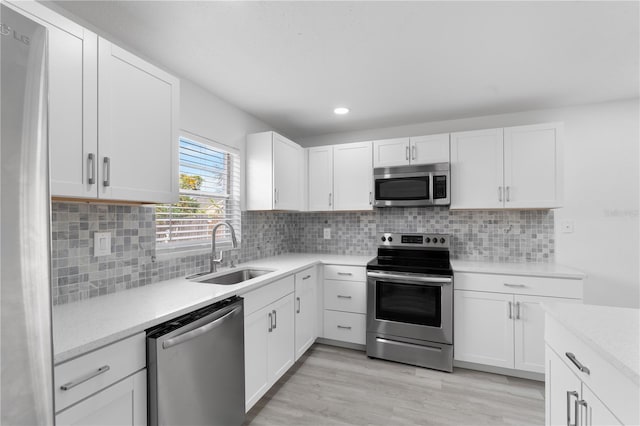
[1,4,54,424]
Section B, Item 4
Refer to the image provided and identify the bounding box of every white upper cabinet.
[373,134,449,167]
[9,2,98,199]
[98,38,179,203]
[504,123,563,209]
[451,123,563,209]
[332,142,373,211]
[247,131,304,211]
[307,146,334,211]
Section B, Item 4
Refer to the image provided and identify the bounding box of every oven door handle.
[367,271,452,285]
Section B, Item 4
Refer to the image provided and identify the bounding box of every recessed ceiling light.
[334,107,350,115]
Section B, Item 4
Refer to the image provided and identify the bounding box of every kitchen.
[1,1,638,425]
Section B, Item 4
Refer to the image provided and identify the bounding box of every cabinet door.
[97,38,179,203]
[546,346,582,426]
[450,128,504,209]
[295,268,317,360]
[454,290,514,368]
[581,385,623,426]
[268,294,295,384]
[307,146,334,211]
[244,304,271,411]
[409,134,450,165]
[12,2,98,198]
[372,137,410,167]
[56,370,146,426]
[333,142,373,210]
[515,295,579,373]
[273,133,302,210]
[504,123,563,208]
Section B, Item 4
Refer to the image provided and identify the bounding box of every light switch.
[94,232,111,256]
[323,228,331,240]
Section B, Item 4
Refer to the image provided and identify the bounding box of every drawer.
[323,310,366,345]
[324,265,366,282]
[242,275,295,316]
[324,280,366,314]
[546,315,639,425]
[54,332,146,412]
[454,272,583,299]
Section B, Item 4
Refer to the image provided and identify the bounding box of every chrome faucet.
[210,221,238,273]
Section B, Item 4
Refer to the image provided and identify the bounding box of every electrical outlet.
[323,228,331,239]
[94,232,111,256]
[561,220,574,234]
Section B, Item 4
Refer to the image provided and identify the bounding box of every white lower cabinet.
[294,267,318,360]
[56,370,146,426]
[243,276,295,411]
[321,265,367,346]
[454,272,582,374]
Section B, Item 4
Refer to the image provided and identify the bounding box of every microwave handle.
[429,172,434,203]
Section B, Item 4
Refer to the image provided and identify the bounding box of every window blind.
[156,136,241,249]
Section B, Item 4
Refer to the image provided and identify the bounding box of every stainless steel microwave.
[373,163,450,207]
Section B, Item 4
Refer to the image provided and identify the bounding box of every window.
[156,135,241,250]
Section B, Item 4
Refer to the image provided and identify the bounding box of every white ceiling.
[52,1,639,139]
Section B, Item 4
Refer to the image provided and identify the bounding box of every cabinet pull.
[302,275,311,280]
[268,312,273,332]
[272,309,277,329]
[506,186,511,202]
[60,365,110,391]
[274,188,278,205]
[369,191,372,205]
[103,157,111,187]
[337,295,352,299]
[405,146,410,160]
[412,145,416,160]
[576,400,588,426]
[296,297,301,314]
[566,391,579,426]
[87,153,95,185]
[337,272,353,276]
[498,186,503,202]
[328,193,332,207]
[565,352,590,375]
[503,283,526,288]
[337,325,352,330]
[507,301,513,319]
[515,301,521,320]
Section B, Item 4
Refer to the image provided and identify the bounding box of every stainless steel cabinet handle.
[405,146,409,160]
[412,145,416,160]
[508,301,513,319]
[566,391,579,426]
[506,186,511,202]
[272,309,277,329]
[302,275,311,280]
[498,186,503,202]
[328,193,332,207]
[337,325,352,330]
[60,365,110,391]
[515,302,521,320]
[337,272,353,276]
[103,157,111,187]
[576,400,588,426]
[369,191,372,205]
[163,306,241,349]
[274,188,278,205]
[296,297,301,314]
[268,312,273,332]
[504,283,526,288]
[337,295,352,299]
[87,153,95,185]
[565,352,590,375]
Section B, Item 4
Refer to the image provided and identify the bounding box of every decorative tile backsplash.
[51,202,554,305]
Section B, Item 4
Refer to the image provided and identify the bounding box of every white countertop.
[451,260,586,279]
[53,253,372,364]
[543,302,640,386]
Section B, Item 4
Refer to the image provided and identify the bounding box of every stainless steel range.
[366,233,453,372]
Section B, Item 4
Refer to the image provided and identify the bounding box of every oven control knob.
[388,237,393,242]
[440,238,446,244]
[433,240,438,245]
[381,236,386,242]
[425,237,431,243]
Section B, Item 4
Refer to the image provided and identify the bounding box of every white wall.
[299,99,640,308]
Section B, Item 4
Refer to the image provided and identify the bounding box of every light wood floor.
[244,344,545,426]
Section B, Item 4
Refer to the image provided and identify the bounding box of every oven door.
[366,271,452,344]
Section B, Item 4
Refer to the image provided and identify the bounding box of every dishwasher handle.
[162,305,241,350]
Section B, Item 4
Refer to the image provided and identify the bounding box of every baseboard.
[316,337,365,352]
[453,360,544,381]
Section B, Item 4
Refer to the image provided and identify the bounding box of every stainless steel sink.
[193,268,275,285]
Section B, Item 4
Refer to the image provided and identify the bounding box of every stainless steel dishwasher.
[147,296,245,426]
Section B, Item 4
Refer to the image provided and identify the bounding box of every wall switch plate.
[561,220,574,233]
[323,228,331,239]
[94,232,111,256]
